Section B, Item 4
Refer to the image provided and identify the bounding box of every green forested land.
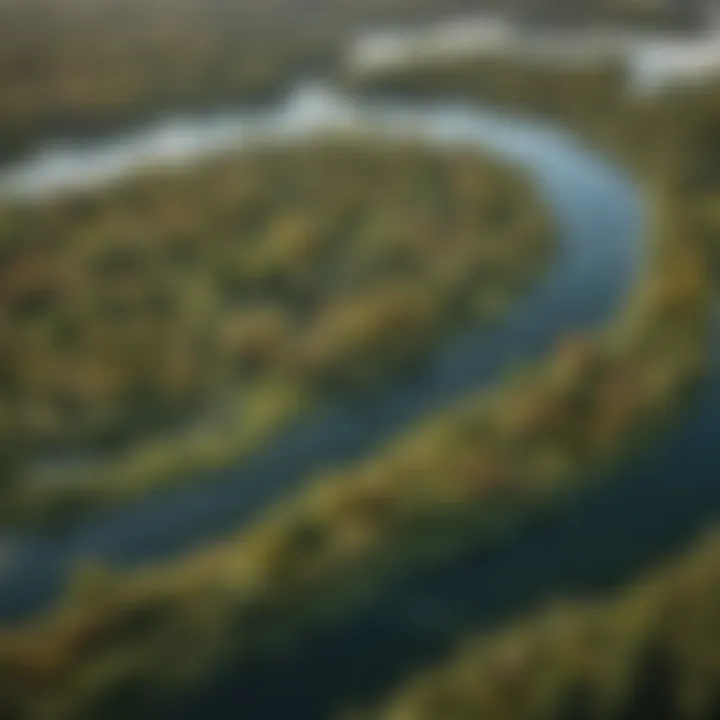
[0,87,711,720]
[344,54,720,720]
[350,52,720,280]
[0,139,554,521]
[0,20,718,720]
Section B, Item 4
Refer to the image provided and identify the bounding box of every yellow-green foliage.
[352,50,720,286]
[0,139,554,517]
[0,115,710,720]
[1,42,719,720]
[347,55,628,142]
[0,23,335,161]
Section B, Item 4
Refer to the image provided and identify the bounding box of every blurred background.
[0,1,719,719]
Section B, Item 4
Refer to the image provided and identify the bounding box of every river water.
[0,85,643,623]
[11,81,720,720]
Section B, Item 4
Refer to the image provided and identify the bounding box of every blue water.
[171,333,719,720]
[4,84,716,720]
[0,88,643,624]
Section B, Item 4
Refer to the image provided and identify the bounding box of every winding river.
[5,78,718,720]
[169,347,720,720]
[0,84,644,627]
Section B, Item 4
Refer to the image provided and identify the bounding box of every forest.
[0,4,719,720]
[0,139,554,523]
[0,62,716,719]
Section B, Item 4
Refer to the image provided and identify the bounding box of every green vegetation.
[0,24,339,162]
[1,28,720,720]
[0,139,554,522]
[0,91,712,720]
[346,54,631,156]
[364,527,720,720]
[350,51,720,282]
[0,0,697,160]
[341,56,720,720]
[347,55,627,129]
